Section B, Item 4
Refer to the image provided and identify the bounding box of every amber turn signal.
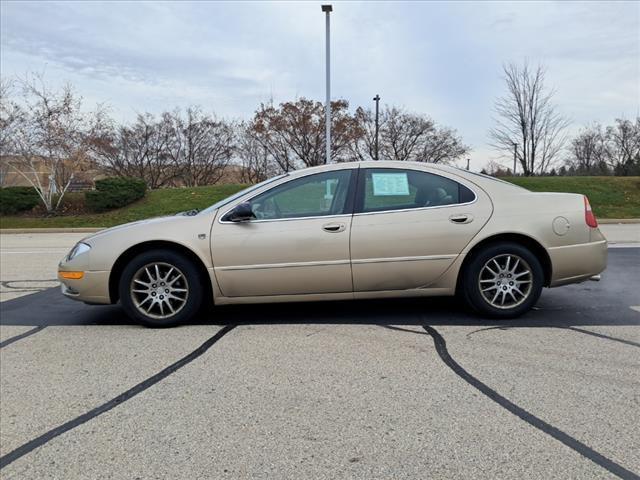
[59,271,84,280]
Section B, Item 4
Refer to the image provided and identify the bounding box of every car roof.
[286,160,469,177]
[284,161,525,195]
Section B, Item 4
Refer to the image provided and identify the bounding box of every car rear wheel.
[462,242,543,318]
[119,249,203,327]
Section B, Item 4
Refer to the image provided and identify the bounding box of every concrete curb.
[598,219,640,224]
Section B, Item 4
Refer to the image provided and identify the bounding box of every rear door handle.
[449,214,473,224]
[322,222,346,233]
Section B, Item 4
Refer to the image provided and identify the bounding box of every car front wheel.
[119,249,203,327]
[462,242,544,319]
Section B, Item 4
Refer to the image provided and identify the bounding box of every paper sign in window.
[371,173,410,196]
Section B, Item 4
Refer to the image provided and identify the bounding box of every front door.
[211,169,356,297]
[350,167,492,292]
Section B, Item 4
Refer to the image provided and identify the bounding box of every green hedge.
[85,177,147,212]
[0,187,41,215]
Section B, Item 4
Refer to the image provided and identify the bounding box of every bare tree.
[236,122,278,183]
[567,124,608,174]
[4,74,97,212]
[350,105,469,163]
[0,78,20,186]
[0,79,18,157]
[566,117,640,176]
[165,107,235,186]
[606,117,640,175]
[418,125,470,164]
[483,159,513,177]
[348,107,379,161]
[249,98,361,169]
[489,62,570,175]
[91,113,175,189]
[381,107,432,161]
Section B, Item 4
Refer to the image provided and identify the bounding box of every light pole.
[321,5,332,164]
[512,142,518,175]
[373,94,380,160]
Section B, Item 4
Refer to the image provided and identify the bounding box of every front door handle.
[322,222,346,233]
[449,214,474,224]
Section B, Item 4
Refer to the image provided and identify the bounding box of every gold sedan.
[58,161,607,326]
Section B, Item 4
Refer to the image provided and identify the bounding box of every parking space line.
[422,325,638,480]
[0,325,237,470]
[0,326,46,349]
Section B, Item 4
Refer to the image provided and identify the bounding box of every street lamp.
[373,94,380,160]
[321,5,332,164]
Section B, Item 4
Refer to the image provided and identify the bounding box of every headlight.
[67,242,91,261]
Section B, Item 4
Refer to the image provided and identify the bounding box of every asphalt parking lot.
[0,233,639,479]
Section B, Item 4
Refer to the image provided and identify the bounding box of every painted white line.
[630,306,640,314]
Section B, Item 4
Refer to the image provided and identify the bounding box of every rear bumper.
[548,240,607,287]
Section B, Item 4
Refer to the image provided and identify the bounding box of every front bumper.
[59,249,111,304]
[548,239,608,287]
[58,270,111,304]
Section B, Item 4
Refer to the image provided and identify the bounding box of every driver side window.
[249,170,353,220]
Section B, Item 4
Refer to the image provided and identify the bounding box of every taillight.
[584,196,598,228]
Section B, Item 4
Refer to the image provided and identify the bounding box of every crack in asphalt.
[420,325,639,480]
[0,279,59,294]
[0,326,46,349]
[0,325,237,470]
[465,325,640,348]
[564,326,640,348]
[1,279,59,288]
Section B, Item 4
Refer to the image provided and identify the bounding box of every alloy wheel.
[478,254,533,309]
[130,262,189,319]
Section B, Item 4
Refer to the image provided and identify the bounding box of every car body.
[58,161,607,326]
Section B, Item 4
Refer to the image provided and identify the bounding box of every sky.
[1,0,638,170]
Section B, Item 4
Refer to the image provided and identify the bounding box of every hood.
[82,215,189,243]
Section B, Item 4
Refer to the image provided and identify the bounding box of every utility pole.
[466,158,470,171]
[512,142,518,175]
[321,5,332,164]
[373,94,380,160]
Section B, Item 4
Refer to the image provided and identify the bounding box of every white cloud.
[1,0,638,170]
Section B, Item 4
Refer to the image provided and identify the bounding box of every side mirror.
[227,202,255,222]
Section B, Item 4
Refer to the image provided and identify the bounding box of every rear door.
[211,168,357,297]
[350,167,492,292]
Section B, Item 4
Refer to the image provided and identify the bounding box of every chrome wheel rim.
[478,254,533,310]
[130,262,189,319]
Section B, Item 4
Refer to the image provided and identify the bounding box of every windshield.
[199,174,287,215]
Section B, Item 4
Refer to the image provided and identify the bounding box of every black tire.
[118,249,204,327]
[462,242,544,319]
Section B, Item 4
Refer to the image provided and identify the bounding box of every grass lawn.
[0,184,247,229]
[503,176,640,219]
[1,176,638,229]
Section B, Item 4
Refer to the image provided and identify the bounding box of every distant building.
[0,155,101,191]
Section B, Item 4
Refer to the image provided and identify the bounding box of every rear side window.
[357,168,475,213]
